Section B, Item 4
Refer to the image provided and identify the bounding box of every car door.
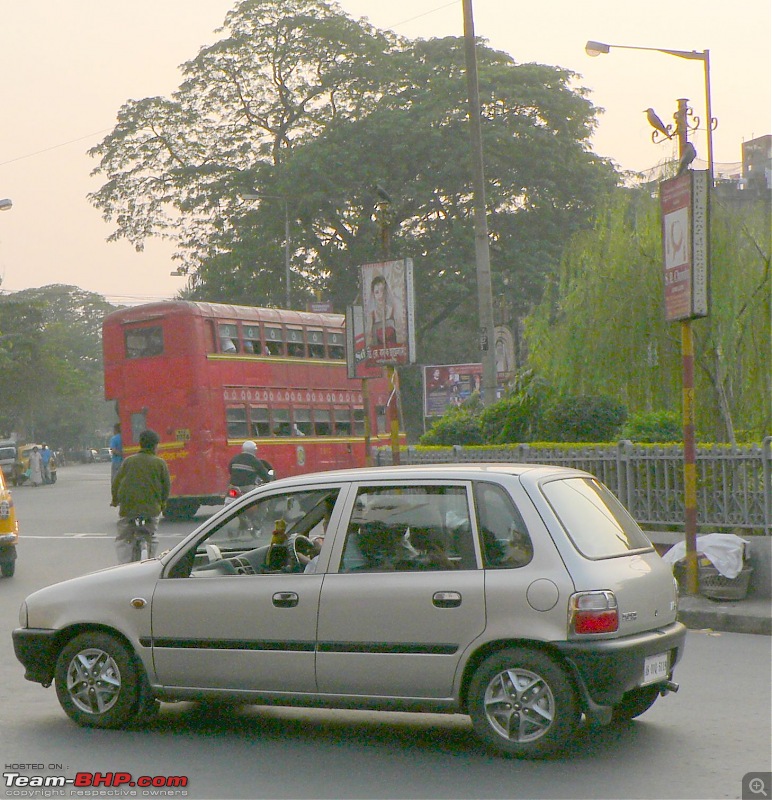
[315,481,485,700]
[149,486,336,694]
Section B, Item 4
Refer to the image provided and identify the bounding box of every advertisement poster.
[660,170,710,322]
[423,363,484,416]
[345,305,382,379]
[360,259,416,366]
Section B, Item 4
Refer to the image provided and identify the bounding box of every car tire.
[611,684,660,723]
[468,647,578,758]
[55,631,147,729]
[0,560,14,577]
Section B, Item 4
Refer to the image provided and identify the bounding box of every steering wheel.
[205,543,223,564]
[291,535,316,567]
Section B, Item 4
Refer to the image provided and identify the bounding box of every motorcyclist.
[111,429,171,563]
[228,441,271,489]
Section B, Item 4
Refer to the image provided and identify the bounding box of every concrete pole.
[462,0,498,406]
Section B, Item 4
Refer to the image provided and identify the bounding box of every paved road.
[1,465,770,800]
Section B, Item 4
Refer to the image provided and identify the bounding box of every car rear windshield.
[0,447,16,460]
[541,477,652,559]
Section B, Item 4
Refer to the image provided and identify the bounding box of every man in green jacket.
[111,429,171,563]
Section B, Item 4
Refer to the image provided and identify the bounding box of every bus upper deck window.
[314,409,332,436]
[250,406,270,437]
[243,325,261,355]
[308,330,325,359]
[334,409,352,436]
[294,408,312,436]
[287,328,305,358]
[219,323,239,353]
[327,332,345,360]
[264,327,285,356]
[125,326,163,359]
[273,408,291,436]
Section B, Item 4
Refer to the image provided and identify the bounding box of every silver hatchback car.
[13,464,686,757]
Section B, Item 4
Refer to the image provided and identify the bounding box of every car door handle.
[272,592,299,608]
[433,591,462,608]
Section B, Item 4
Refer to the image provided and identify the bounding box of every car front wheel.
[468,647,578,758]
[55,632,146,729]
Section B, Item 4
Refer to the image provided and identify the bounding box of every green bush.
[480,395,532,443]
[419,406,484,446]
[537,394,627,443]
[621,410,682,443]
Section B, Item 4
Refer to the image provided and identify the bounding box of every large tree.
[88,0,618,369]
[0,286,117,446]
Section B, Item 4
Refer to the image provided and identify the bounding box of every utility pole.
[462,0,497,406]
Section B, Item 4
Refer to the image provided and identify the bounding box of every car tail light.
[227,487,242,500]
[569,591,619,634]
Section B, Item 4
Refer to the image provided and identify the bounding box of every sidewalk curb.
[677,596,771,636]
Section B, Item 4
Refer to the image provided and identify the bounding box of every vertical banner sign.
[345,305,381,379]
[660,170,710,322]
[360,259,416,366]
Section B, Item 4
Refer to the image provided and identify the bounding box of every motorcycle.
[224,460,275,536]
[126,515,155,561]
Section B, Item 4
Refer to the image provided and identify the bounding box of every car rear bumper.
[554,621,687,710]
[12,627,59,685]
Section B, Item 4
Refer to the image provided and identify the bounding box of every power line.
[0,129,112,168]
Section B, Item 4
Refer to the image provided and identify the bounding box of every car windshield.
[541,477,652,559]
[0,447,16,460]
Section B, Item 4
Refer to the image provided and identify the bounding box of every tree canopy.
[88,0,618,367]
[0,285,118,446]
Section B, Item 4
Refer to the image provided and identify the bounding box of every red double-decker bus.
[103,301,397,518]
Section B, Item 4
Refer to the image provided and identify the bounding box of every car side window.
[474,482,533,569]
[167,488,338,578]
[339,485,476,573]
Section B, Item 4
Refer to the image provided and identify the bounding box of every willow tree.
[526,188,770,441]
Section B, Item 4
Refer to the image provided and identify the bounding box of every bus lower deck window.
[226,406,248,438]
[294,408,313,436]
[273,408,291,436]
[353,408,365,436]
[314,409,332,436]
[250,406,270,437]
[334,409,352,436]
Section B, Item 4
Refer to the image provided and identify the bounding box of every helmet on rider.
[242,440,258,453]
[139,429,160,452]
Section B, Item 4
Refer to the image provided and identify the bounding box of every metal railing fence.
[374,437,771,534]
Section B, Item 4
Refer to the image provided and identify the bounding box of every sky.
[0,0,769,305]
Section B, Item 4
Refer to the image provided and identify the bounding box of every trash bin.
[662,533,752,601]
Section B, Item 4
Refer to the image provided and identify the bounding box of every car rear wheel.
[55,632,146,728]
[611,684,660,723]
[468,647,578,758]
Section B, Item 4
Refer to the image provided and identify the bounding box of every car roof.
[266,462,591,489]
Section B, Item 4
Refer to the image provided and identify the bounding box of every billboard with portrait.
[360,259,416,366]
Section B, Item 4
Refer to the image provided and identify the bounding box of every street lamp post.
[585,42,715,183]
[586,40,715,596]
[243,193,292,309]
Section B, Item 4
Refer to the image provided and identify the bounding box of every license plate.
[642,652,669,685]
